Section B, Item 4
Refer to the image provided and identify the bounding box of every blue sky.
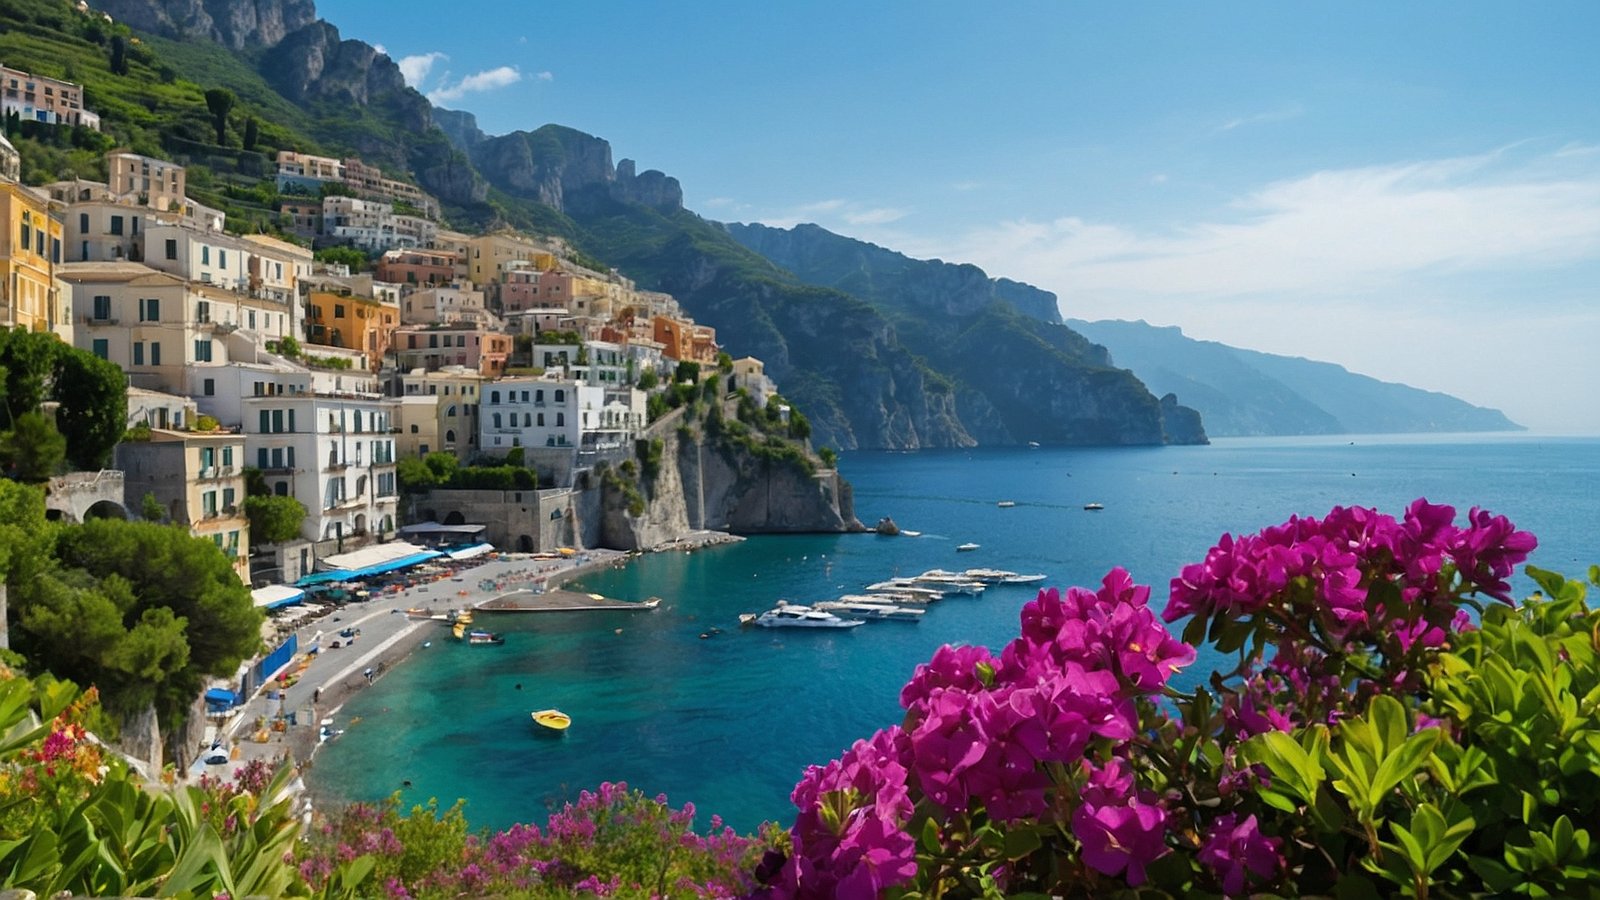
[318,0,1599,433]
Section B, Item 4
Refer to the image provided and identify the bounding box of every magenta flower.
[1199,813,1282,896]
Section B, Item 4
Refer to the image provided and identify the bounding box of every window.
[554,389,565,403]
[490,391,500,404]
[272,410,284,433]
[445,430,456,443]
[92,295,110,319]
[203,378,215,396]
[259,411,270,433]
[248,310,256,330]
[537,413,545,427]
[202,491,217,516]
[193,339,213,362]
[410,424,419,434]
[138,297,159,321]
[218,249,227,268]
[165,239,177,260]
[78,212,87,232]
[523,413,531,426]
[109,215,123,236]
[535,389,544,404]
[131,216,139,235]
[334,304,345,318]
[132,342,144,366]
[201,245,210,265]
[223,488,235,510]
[257,448,268,468]
[150,342,161,365]
[200,447,215,469]
[556,412,565,426]
[196,300,210,322]
[275,482,288,497]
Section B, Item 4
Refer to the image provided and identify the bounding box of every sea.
[306,434,1599,833]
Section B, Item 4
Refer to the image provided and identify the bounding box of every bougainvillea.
[752,499,1600,898]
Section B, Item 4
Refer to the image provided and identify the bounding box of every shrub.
[750,500,1594,899]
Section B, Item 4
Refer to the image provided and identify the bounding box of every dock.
[473,589,661,612]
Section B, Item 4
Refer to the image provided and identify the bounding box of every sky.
[317,0,1600,433]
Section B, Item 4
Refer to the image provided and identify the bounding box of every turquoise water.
[307,435,1600,832]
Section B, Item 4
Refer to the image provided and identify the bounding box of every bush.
[750,500,1597,899]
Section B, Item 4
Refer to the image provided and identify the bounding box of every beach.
[196,533,741,786]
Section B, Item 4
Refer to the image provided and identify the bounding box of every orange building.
[376,247,459,287]
[306,289,399,370]
[652,315,718,365]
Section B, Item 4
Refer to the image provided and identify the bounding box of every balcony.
[325,459,351,472]
[79,315,117,325]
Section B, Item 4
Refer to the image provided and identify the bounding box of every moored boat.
[1084,502,1104,511]
[753,604,864,629]
[956,542,981,552]
[815,600,924,621]
[531,709,571,732]
[997,500,1016,508]
[467,630,504,645]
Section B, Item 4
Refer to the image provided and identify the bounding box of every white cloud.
[844,207,909,226]
[397,51,447,88]
[957,147,1600,300]
[1214,104,1304,134]
[940,145,1600,432]
[536,71,554,82]
[427,65,524,104]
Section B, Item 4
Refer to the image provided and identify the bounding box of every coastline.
[208,532,744,803]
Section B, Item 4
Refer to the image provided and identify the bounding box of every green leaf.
[920,817,941,855]
[1369,728,1441,810]
[1002,827,1042,861]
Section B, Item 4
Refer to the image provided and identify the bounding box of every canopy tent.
[398,522,488,538]
[296,542,444,586]
[447,542,495,561]
[203,688,238,708]
[250,584,306,609]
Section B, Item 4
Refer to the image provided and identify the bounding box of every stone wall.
[423,488,579,551]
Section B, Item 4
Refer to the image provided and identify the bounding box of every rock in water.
[875,516,901,536]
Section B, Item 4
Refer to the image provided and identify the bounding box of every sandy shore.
[206,533,743,785]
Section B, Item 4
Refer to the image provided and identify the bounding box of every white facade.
[480,377,582,451]
[401,282,490,326]
[140,223,301,307]
[195,364,399,544]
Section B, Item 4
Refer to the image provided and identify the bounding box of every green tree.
[637,368,659,391]
[0,411,66,481]
[203,88,234,145]
[108,35,128,76]
[244,494,306,545]
[241,115,259,151]
[818,446,838,468]
[397,456,436,494]
[275,335,301,358]
[140,491,164,522]
[423,451,459,484]
[787,407,812,441]
[0,328,60,428]
[717,351,734,373]
[312,245,366,269]
[52,349,124,470]
[242,465,270,497]
[674,360,700,384]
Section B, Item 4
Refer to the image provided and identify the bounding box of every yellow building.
[0,175,70,339]
[466,230,558,287]
[115,428,252,583]
[396,365,483,460]
[307,289,399,370]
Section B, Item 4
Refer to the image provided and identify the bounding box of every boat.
[531,709,571,733]
[900,530,923,537]
[752,604,864,629]
[956,542,980,552]
[1027,441,1041,448]
[864,580,945,598]
[1084,502,1105,511]
[467,630,505,645]
[958,568,1050,586]
[911,570,987,594]
[997,500,1016,508]
[815,600,924,621]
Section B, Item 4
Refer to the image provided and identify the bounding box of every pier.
[474,589,661,612]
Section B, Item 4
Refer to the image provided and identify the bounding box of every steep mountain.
[722,223,1204,446]
[59,0,1200,449]
[1067,320,1522,435]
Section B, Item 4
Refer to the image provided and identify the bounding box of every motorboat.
[911,571,987,594]
[962,568,1048,586]
[900,530,923,537]
[752,604,864,629]
[864,580,945,600]
[815,600,924,621]
[997,500,1016,508]
[531,709,571,733]
[467,630,505,645]
[956,542,981,552]
[1084,502,1105,511]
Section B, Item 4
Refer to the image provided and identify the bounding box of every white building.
[480,377,583,452]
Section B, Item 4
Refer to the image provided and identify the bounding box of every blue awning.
[204,688,238,706]
[251,584,307,608]
[297,570,356,586]
[347,550,443,578]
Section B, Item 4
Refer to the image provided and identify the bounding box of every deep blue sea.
[306,435,1599,833]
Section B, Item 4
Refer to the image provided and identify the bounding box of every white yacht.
[753,604,865,629]
[815,600,924,621]
[962,568,1048,585]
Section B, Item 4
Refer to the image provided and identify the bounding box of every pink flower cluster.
[763,568,1198,896]
[1165,499,1535,733]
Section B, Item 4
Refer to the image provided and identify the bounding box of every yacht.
[815,600,924,621]
[962,568,1048,585]
[753,604,865,629]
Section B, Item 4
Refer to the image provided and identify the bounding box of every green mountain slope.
[21,0,1202,448]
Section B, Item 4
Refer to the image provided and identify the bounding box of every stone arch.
[443,510,466,526]
[85,499,128,520]
[353,513,367,535]
[518,534,535,552]
[45,508,65,522]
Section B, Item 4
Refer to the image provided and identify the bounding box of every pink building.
[393,325,512,378]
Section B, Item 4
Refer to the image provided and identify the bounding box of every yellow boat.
[531,709,571,733]
[452,622,466,641]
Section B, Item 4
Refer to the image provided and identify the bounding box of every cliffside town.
[2,128,855,588]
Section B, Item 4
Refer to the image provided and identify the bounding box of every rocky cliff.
[92,0,315,51]
[594,412,865,551]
